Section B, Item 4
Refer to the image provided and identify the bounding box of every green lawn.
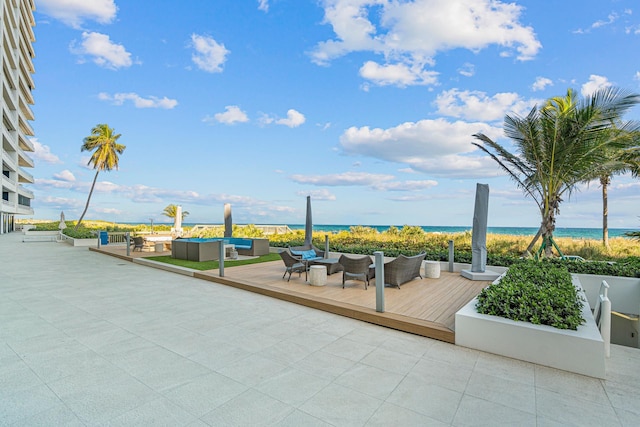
[146,252,281,271]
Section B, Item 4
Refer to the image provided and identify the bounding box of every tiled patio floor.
[2,232,639,426]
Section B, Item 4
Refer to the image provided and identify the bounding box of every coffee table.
[311,258,344,275]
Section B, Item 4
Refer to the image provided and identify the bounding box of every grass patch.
[146,252,281,271]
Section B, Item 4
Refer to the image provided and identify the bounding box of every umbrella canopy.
[470,183,489,273]
[174,205,183,237]
[304,196,313,247]
[224,203,232,237]
[58,211,66,230]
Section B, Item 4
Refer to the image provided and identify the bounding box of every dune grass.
[146,252,281,271]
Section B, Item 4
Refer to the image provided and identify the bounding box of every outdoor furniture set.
[280,246,427,289]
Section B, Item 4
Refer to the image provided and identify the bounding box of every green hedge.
[476,262,585,330]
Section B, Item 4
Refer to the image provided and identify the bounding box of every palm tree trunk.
[601,175,610,248]
[75,170,100,230]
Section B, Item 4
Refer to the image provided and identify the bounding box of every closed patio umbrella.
[304,196,312,247]
[470,183,489,273]
[175,205,183,237]
[58,211,66,230]
[224,203,232,237]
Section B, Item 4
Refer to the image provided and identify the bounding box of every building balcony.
[17,167,33,183]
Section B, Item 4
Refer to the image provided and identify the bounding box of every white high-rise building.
[1,0,35,234]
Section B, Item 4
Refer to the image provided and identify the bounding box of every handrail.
[593,280,611,358]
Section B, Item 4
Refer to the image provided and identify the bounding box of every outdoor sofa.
[384,253,426,288]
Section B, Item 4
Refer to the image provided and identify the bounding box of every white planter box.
[455,275,605,378]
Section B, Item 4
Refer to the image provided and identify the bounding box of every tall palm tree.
[162,204,189,220]
[593,135,640,248]
[75,124,125,230]
[473,87,640,257]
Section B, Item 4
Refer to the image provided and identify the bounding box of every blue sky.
[28,0,640,229]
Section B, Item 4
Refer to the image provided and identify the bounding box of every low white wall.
[575,274,640,316]
[455,276,606,378]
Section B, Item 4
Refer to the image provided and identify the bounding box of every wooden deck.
[92,246,491,343]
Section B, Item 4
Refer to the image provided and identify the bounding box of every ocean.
[286,225,636,240]
[168,223,637,240]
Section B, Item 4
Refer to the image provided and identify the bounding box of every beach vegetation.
[75,124,126,230]
[473,87,640,257]
[476,262,585,330]
[146,253,280,270]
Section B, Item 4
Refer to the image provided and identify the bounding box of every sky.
[27,0,640,230]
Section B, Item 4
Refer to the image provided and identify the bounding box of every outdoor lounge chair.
[132,236,145,252]
[289,245,325,259]
[339,254,374,290]
[384,253,426,289]
[279,250,307,281]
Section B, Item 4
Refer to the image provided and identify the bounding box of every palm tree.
[162,204,189,220]
[473,87,640,257]
[75,124,125,230]
[592,135,640,248]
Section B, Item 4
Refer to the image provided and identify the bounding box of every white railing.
[593,280,611,358]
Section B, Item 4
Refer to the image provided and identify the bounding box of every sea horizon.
[129,222,637,240]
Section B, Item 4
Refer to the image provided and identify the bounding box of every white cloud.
[70,32,133,69]
[190,34,230,73]
[291,171,395,186]
[296,189,337,201]
[340,118,504,177]
[258,0,269,12]
[435,89,539,121]
[359,61,439,87]
[53,170,76,182]
[581,74,612,97]
[211,105,249,124]
[98,92,178,109]
[37,0,117,28]
[458,63,475,77]
[276,109,306,128]
[30,139,61,164]
[290,172,437,192]
[372,180,438,191]
[634,71,640,81]
[35,196,83,209]
[532,76,553,91]
[311,0,541,87]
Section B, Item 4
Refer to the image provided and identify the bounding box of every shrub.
[476,262,585,330]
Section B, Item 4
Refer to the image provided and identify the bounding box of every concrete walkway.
[1,231,639,426]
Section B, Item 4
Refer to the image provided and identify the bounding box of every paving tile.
[49,374,159,424]
[366,402,448,426]
[424,341,480,369]
[465,371,536,415]
[275,409,333,426]
[334,363,404,400]
[535,365,610,405]
[409,357,473,393]
[535,388,619,427]
[294,349,356,380]
[200,389,294,426]
[452,394,536,426]
[602,379,640,415]
[104,396,197,426]
[299,383,383,426]
[0,383,62,425]
[360,346,419,376]
[321,336,377,362]
[162,372,248,417]
[387,374,462,424]
[10,402,84,426]
[216,353,289,387]
[474,351,535,386]
[256,367,331,406]
[615,407,640,427]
